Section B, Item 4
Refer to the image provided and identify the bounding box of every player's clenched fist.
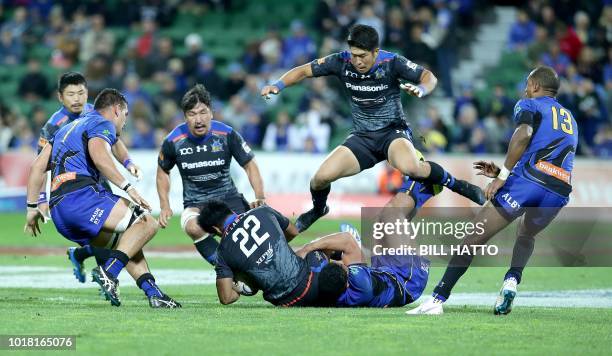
[126,162,143,181]
[260,85,280,100]
[159,207,173,228]
[400,82,427,98]
[249,198,266,209]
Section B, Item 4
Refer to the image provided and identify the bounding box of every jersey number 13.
[551,106,574,135]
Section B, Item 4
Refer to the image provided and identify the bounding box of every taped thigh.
[181,209,200,233]
[115,201,149,233]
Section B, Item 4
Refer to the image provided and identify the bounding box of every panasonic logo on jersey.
[345,82,388,92]
[182,159,225,169]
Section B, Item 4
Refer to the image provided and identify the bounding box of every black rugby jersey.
[310,50,424,132]
[215,206,310,304]
[158,120,254,207]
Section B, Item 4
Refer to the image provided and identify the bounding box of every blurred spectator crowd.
[414,0,611,158]
[0,0,610,159]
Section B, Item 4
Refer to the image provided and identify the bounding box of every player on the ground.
[261,24,484,232]
[35,72,142,283]
[157,84,265,266]
[296,223,430,308]
[298,150,439,308]
[378,149,443,228]
[25,89,180,308]
[407,66,577,315]
[196,200,330,306]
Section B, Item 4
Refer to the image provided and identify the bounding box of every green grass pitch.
[1,213,612,355]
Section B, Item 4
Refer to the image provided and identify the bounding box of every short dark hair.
[180,84,211,113]
[58,72,87,94]
[197,200,234,235]
[93,88,127,111]
[347,24,379,52]
[317,262,348,306]
[529,66,560,95]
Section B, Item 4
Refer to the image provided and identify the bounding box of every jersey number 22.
[232,215,270,258]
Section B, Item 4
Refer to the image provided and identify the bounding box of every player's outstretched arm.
[485,124,533,200]
[216,278,240,305]
[297,232,362,265]
[111,139,142,180]
[89,137,151,210]
[260,63,313,99]
[156,165,173,228]
[242,159,266,208]
[24,144,52,236]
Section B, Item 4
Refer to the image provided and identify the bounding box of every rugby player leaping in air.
[261,24,485,232]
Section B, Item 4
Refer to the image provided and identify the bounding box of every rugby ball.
[233,280,259,296]
[233,273,259,296]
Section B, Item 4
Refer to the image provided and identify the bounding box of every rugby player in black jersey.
[261,24,485,232]
[156,84,265,266]
[197,200,329,307]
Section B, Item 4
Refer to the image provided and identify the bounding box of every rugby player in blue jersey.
[294,152,440,308]
[261,24,484,232]
[25,89,180,308]
[296,220,430,308]
[35,72,143,283]
[408,66,578,315]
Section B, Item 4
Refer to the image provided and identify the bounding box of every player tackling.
[261,24,484,232]
[25,89,180,308]
[36,72,142,283]
[196,200,329,307]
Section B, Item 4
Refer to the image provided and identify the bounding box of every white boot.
[406,297,444,315]
[494,277,518,315]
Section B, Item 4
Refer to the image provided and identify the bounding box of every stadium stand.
[0,0,609,157]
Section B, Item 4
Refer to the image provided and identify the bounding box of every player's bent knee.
[386,193,414,209]
[312,170,335,189]
[395,162,419,178]
[143,215,159,235]
[129,214,158,240]
[184,220,203,240]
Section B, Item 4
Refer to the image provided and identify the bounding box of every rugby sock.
[103,250,129,278]
[505,234,535,284]
[93,248,111,266]
[73,245,93,262]
[194,236,219,265]
[136,273,163,298]
[432,253,475,300]
[423,161,456,189]
[311,185,331,212]
[73,245,111,265]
